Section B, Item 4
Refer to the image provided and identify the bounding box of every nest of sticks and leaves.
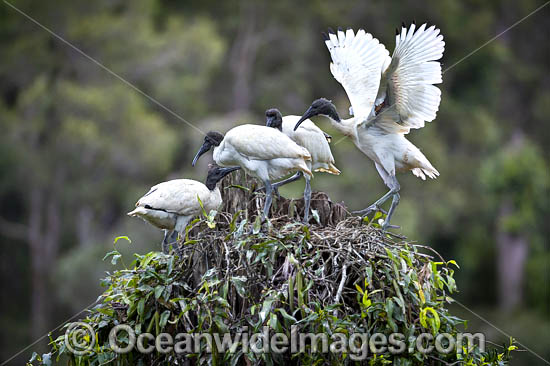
[38,171,513,366]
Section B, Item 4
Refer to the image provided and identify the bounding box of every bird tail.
[411,166,439,180]
[299,164,314,179]
[127,206,147,217]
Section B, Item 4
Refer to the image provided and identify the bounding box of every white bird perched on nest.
[192,125,312,220]
[265,108,340,222]
[295,23,444,230]
[128,164,239,253]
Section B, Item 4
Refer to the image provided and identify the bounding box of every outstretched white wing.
[325,28,389,120]
[374,23,445,133]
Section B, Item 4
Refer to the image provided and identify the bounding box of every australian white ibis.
[295,23,444,230]
[192,125,312,219]
[128,164,239,252]
[265,108,340,222]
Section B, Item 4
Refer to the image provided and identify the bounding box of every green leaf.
[259,299,274,323]
[277,308,297,323]
[227,184,250,191]
[196,195,207,217]
[269,313,281,332]
[137,298,146,320]
[420,307,440,333]
[166,256,174,276]
[447,259,460,268]
[385,298,398,332]
[159,310,171,329]
[154,285,164,300]
[102,250,120,262]
[311,209,320,225]
[231,276,247,298]
[362,292,372,308]
[114,236,132,245]
[229,210,242,233]
[111,254,121,265]
[253,216,262,234]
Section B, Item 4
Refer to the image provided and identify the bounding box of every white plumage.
[296,23,444,229]
[192,124,313,219]
[128,165,238,252]
[266,110,340,175]
[265,108,340,222]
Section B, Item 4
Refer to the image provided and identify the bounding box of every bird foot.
[353,205,387,217]
[381,221,400,231]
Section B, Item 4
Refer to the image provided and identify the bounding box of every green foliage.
[1,0,548,363]
[30,217,513,365]
[480,137,549,235]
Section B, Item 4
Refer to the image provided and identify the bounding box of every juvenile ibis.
[265,108,340,222]
[128,164,239,252]
[296,24,444,230]
[192,125,312,219]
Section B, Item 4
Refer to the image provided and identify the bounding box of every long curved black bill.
[192,143,210,166]
[294,106,315,131]
[220,166,241,177]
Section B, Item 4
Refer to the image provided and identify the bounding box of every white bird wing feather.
[281,116,337,170]
[375,23,445,133]
[326,28,389,120]
[225,124,311,161]
[136,179,211,215]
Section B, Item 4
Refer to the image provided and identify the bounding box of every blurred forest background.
[0,0,548,364]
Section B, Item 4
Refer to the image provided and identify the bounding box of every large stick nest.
[44,172,490,366]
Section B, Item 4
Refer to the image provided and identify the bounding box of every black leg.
[263,180,273,220]
[273,171,303,189]
[257,171,303,198]
[382,192,400,230]
[354,175,400,230]
[169,230,178,244]
[353,189,393,216]
[302,177,312,223]
[381,175,400,230]
[161,230,171,254]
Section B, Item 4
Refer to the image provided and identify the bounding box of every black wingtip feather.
[337,26,343,33]
[402,21,406,28]
[327,27,335,35]
[321,32,329,40]
[395,27,399,35]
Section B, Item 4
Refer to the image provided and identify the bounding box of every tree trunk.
[28,169,62,343]
[229,3,261,111]
[496,201,528,311]
[28,188,48,342]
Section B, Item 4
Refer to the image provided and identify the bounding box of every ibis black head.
[265,108,283,131]
[294,98,341,131]
[205,164,240,190]
[192,131,224,167]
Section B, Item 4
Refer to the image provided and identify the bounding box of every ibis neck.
[207,183,222,192]
[324,116,357,138]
